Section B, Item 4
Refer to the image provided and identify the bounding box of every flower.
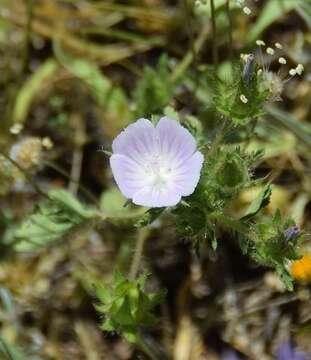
[222,342,307,360]
[290,253,311,282]
[277,342,307,360]
[110,117,204,207]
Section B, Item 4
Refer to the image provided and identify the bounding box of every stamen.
[296,64,304,75]
[243,7,251,15]
[256,40,265,47]
[266,47,275,55]
[240,94,248,104]
[289,68,297,76]
[278,57,287,65]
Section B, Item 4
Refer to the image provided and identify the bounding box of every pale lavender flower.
[221,342,307,360]
[110,117,204,207]
[277,342,307,360]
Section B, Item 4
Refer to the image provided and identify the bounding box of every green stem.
[0,336,14,360]
[205,118,230,158]
[226,0,233,60]
[136,337,159,360]
[22,0,35,75]
[170,25,209,83]
[129,228,149,281]
[210,0,218,67]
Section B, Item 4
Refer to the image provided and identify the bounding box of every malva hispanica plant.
[92,4,307,355]
[1,1,307,358]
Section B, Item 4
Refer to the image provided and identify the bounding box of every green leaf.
[94,272,165,343]
[100,187,144,220]
[135,208,165,228]
[242,184,272,220]
[53,39,131,135]
[12,59,59,125]
[11,190,97,252]
[163,105,179,121]
[49,190,96,219]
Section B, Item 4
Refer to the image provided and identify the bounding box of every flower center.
[144,155,172,190]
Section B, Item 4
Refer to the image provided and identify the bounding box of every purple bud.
[243,53,255,85]
[284,226,300,241]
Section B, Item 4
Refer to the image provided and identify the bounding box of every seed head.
[10,137,43,171]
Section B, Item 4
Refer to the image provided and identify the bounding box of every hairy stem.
[129,228,149,281]
[206,118,229,158]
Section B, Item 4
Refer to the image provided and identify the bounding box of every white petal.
[133,186,181,208]
[110,154,147,198]
[172,151,204,196]
[155,117,197,164]
[112,119,157,164]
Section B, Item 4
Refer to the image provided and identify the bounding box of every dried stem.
[69,114,85,195]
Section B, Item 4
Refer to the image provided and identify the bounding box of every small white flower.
[257,69,263,76]
[275,43,283,49]
[240,94,248,104]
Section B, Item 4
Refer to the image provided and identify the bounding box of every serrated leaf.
[12,59,59,124]
[94,271,166,342]
[12,190,96,252]
[49,190,96,219]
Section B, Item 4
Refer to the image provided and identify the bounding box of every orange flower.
[290,253,311,282]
